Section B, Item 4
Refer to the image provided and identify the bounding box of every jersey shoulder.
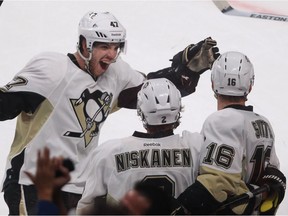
[203,108,247,129]
[96,135,135,155]
[4,52,70,97]
[107,57,145,86]
[27,52,68,68]
[181,130,204,143]
[181,130,204,152]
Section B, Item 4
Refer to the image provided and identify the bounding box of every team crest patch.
[64,89,112,147]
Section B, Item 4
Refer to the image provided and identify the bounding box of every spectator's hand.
[257,166,286,214]
[53,159,71,189]
[24,147,71,201]
[120,189,151,215]
[172,37,220,74]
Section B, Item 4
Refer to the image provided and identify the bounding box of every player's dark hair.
[218,94,247,102]
[145,114,181,133]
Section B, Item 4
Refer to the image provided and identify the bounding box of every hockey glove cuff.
[177,180,221,214]
[172,37,220,74]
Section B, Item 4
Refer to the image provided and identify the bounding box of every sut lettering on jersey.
[115,148,192,172]
[251,119,274,139]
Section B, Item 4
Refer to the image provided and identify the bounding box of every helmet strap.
[76,45,96,79]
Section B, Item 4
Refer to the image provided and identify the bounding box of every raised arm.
[148,37,219,96]
[117,37,219,109]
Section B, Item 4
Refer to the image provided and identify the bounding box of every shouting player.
[0,11,219,215]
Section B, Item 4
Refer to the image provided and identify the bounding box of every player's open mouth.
[100,61,109,70]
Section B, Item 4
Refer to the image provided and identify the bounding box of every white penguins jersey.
[1,52,145,193]
[197,105,279,211]
[76,130,203,213]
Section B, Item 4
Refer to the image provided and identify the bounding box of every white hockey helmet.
[78,11,126,52]
[137,78,182,126]
[211,51,254,96]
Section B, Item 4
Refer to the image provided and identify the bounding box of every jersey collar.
[133,130,174,138]
[224,104,253,111]
[67,53,81,68]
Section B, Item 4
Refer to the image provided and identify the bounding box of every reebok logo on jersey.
[143,142,161,147]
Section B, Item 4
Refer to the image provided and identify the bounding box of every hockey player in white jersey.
[177,51,286,215]
[76,78,204,215]
[0,11,219,215]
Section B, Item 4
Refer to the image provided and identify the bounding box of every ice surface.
[0,1,287,215]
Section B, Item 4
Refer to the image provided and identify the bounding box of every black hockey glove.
[257,166,286,215]
[171,37,220,74]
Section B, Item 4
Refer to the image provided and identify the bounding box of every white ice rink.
[0,0,288,215]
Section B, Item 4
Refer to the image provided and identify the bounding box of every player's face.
[119,189,151,215]
[89,42,121,77]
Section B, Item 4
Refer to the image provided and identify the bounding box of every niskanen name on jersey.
[115,148,192,172]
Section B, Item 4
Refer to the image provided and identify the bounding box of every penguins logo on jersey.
[64,89,112,147]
